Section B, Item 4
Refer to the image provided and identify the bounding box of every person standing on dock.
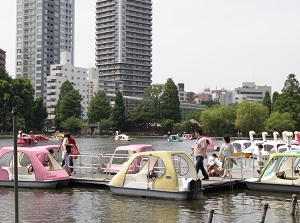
[219,136,234,179]
[191,129,209,180]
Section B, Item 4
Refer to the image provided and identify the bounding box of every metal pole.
[207,209,214,223]
[290,194,297,216]
[12,107,19,223]
[259,203,269,223]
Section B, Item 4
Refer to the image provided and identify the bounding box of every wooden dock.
[68,160,259,194]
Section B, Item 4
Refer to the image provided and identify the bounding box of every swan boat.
[0,145,70,188]
[114,131,137,142]
[108,151,204,200]
[167,134,183,142]
[244,151,300,193]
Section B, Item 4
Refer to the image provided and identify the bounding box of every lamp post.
[12,107,19,223]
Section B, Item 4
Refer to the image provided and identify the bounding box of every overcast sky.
[1,0,300,93]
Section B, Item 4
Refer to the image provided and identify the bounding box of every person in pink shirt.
[191,129,209,180]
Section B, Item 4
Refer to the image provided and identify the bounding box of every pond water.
[0,137,298,223]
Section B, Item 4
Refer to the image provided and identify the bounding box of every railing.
[69,153,102,178]
[223,156,247,179]
[248,153,270,177]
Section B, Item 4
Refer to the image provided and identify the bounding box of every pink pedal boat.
[103,144,155,174]
[0,145,70,188]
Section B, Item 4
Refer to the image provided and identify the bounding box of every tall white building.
[47,52,88,121]
[16,0,74,100]
[95,0,152,97]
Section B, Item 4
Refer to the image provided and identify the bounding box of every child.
[207,153,223,177]
[257,144,264,174]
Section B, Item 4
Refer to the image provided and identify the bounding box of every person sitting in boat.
[207,153,223,177]
[43,149,55,170]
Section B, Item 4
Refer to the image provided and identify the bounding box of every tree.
[61,116,84,134]
[201,104,236,136]
[33,97,48,132]
[161,78,181,122]
[264,112,295,133]
[273,74,300,129]
[98,118,113,133]
[54,83,83,130]
[12,78,35,132]
[141,84,165,123]
[111,91,126,131]
[87,91,111,123]
[200,100,220,107]
[126,104,152,130]
[0,68,13,133]
[262,91,272,115]
[160,119,174,133]
[235,100,269,133]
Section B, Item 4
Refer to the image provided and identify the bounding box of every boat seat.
[3,167,36,181]
[0,167,9,180]
[124,173,153,189]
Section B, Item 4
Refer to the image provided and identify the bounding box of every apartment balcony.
[126,7,152,16]
[96,29,115,35]
[96,12,115,20]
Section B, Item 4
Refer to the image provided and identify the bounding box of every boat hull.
[0,179,69,189]
[109,186,204,200]
[245,181,300,193]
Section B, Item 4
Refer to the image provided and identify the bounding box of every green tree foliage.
[33,97,48,132]
[160,119,174,133]
[161,78,181,122]
[126,104,152,130]
[12,78,35,132]
[59,80,74,99]
[271,91,279,113]
[87,91,111,123]
[98,118,113,133]
[141,84,164,123]
[0,68,13,132]
[61,116,84,134]
[174,120,199,133]
[264,112,295,133]
[201,104,236,136]
[235,100,269,133]
[273,74,300,129]
[200,100,220,107]
[111,91,126,131]
[262,91,272,115]
[54,81,83,130]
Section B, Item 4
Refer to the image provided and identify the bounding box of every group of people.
[41,133,79,175]
[191,129,265,180]
[190,129,237,180]
[59,133,78,174]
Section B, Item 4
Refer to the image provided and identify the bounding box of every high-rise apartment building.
[95,0,152,97]
[16,0,74,100]
[0,48,6,68]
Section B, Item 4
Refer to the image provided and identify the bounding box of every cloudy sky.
[1,0,300,93]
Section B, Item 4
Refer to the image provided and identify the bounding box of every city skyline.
[1,0,300,93]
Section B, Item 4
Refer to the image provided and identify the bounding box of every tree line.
[0,67,47,133]
[1,65,299,137]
